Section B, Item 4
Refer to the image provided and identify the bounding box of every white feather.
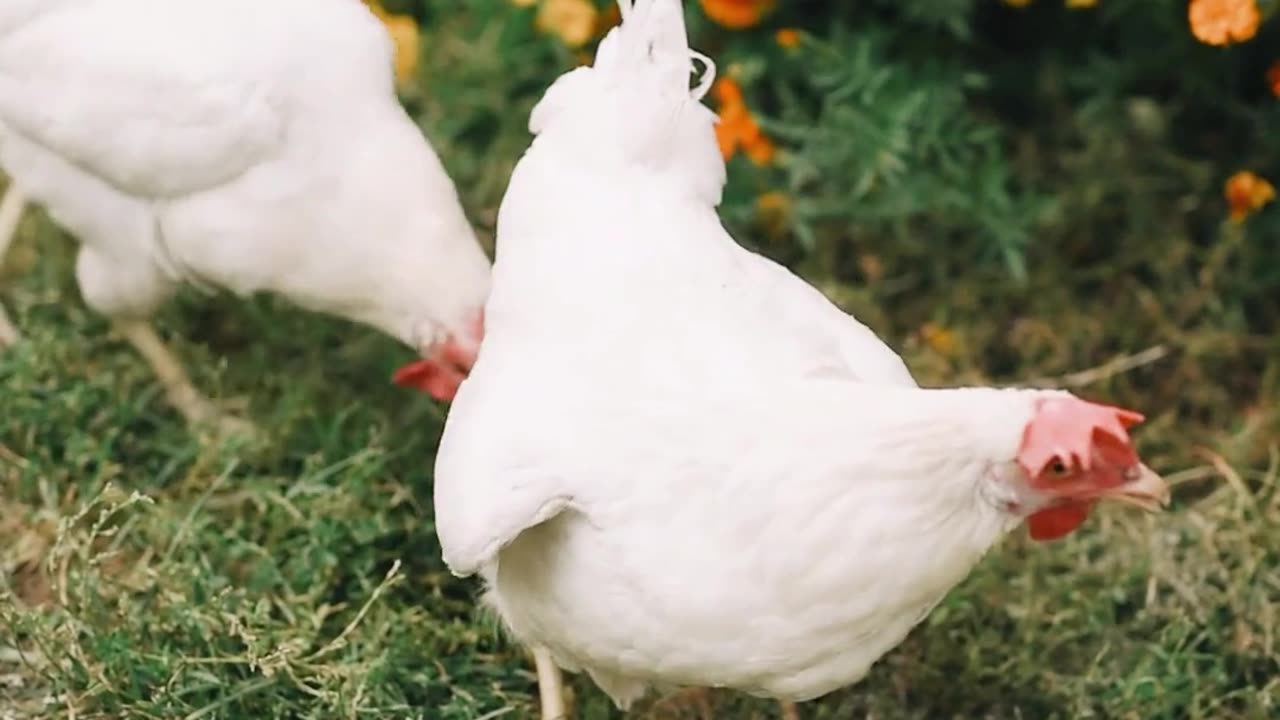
[435,0,1021,707]
[0,0,490,349]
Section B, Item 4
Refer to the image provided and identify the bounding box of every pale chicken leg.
[0,183,26,348]
[534,647,568,720]
[114,319,255,439]
[0,182,251,438]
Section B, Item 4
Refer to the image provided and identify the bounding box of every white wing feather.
[0,2,284,198]
[740,251,917,387]
[433,359,577,577]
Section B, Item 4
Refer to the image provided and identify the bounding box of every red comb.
[1018,396,1144,477]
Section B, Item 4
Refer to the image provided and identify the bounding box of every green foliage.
[706,1,1278,283]
[2,0,1279,718]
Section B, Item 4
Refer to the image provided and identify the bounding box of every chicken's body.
[436,2,1168,717]
[0,0,490,429]
[447,377,1028,706]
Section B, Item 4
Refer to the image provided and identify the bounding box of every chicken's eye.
[1048,459,1070,477]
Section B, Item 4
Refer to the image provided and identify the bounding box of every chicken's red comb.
[1018,396,1144,476]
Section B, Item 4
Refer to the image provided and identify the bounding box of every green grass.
[3,209,1277,719]
[2,1,1279,718]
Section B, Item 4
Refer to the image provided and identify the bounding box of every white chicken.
[0,0,491,433]
[433,1,1171,718]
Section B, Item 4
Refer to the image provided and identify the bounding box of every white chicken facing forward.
[0,0,490,435]
[433,1,1171,718]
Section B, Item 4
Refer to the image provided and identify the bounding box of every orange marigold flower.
[756,191,790,213]
[382,15,421,86]
[571,3,623,65]
[712,77,775,166]
[1066,0,1098,8]
[595,2,623,37]
[755,191,792,237]
[700,0,777,30]
[743,135,776,165]
[919,322,959,358]
[858,253,885,284]
[536,0,599,49]
[775,28,802,49]
[712,76,745,106]
[1224,171,1275,222]
[363,0,421,87]
[1188,0,1260,46]
[1268,61,1280,97]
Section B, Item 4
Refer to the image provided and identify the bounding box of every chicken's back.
[489,154,909,392]
[490,2,910,389]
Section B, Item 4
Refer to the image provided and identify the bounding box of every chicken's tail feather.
[531,0,714,133]
[599,0,714,100]
[526,0,725,204]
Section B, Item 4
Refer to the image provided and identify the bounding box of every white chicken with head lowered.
[434,1,1171,718]
[0,0,490,434]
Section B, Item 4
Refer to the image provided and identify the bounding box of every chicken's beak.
[1097,464,1170,512]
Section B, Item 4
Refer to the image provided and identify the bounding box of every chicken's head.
[393,308,485,401]
[1014,395,1169,541]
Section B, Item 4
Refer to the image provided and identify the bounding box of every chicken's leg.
[533,646,568,720]
[114,319,255,439]
[0,183,27,348]
[779,700,800,720]
[0,298,18,349]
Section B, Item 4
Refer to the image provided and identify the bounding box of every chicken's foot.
[534,646,568,720]
[114,319,256,440]
[0,182,27,348]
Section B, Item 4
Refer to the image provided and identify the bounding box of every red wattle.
[1026,501,1094,541]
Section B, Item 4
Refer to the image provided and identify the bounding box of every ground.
[1,198,1275,719]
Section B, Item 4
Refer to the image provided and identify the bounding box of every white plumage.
[434,1,1167,716]
[0,0,491,431]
